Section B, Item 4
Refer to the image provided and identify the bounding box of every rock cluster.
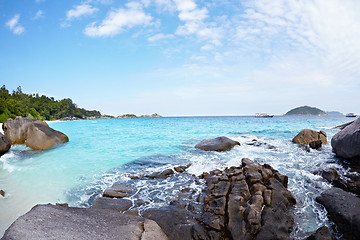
[2,116,68,150]
[195,136,240,152]
[292,129,327,150]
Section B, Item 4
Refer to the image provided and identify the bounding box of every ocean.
[0,116,352,238]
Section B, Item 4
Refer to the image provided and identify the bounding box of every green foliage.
[0,85,101,123]
[119,114,138,118]
[285,106,327,116]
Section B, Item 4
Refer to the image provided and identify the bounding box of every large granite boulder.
[316,187,360,240]
[1,204,168,240]
[331,117,360,160]
[195,136,240,151]
[2,116,48,145]
[25,123,69,150]
[0,133,11,156]
[292,129,327,145]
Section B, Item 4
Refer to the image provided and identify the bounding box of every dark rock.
[0,133,11,156]
[195,136,240,151]
[0,190,5,197]
[306,226,333,240]
[92,197,132,212]
[2,116,48,145]
[1,204,168,240]
[103,189,128,198]
[333,121,354,130]
[110,182,133,193]
[174,164,191,173]
[309,140,322,150]
[316,187,360,240]
[55,203,68,207]
[26,123,69,150]
[246,140,276,150]
[145,169,174,179]
[316,168,339,183]
[331,117,360,160]
[292,129,327,145]
[143,205,198,240]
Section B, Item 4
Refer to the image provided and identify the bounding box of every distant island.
[326,111,344,116]
[0,85,101,123]
[117,113,162,118]
[285,106,327,116]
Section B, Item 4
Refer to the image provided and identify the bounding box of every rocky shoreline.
[1,117,360,239]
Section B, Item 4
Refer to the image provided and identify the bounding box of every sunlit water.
[0,116,353,238]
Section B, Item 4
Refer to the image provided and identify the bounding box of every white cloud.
[148,33,174,42]
[5,14,25,35]
[84,1,153,37]
[33,10,44,20]
[66,4,98,20]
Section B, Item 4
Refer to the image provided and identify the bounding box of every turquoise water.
[0,116,352,238]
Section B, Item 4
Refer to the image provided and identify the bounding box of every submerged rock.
[292,129,327,145]
[0,133,11,156]
[195,136,240,152]
[316,187,360,240]
[1,204,168,240]
[306,226,333,240]
[26,123,69,150]
[331,117,360,161]
[309,140,322,150]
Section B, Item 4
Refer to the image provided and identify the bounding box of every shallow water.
[0,116,352,238]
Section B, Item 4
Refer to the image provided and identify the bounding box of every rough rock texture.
[1,204,168,240]
[292,129,327,145]
[145,169,174,179]
[0,133,11,156]
[331,117,360,160]
[309,140,322,150]
[2,116,48,145]
[332,121,354,130]
[316,187,360,240]
[142,158,296,240]
[92,197,133,212]
[102,182,134,198]
[306,226,333,240]
[195,136,240,152]
[25,123,69,150]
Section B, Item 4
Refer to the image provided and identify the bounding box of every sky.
[1,0,360,116]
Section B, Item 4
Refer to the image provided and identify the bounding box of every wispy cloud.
[5,14,25,35]
[33,10,44,20]
[66,4,98,21]
[148,33,173,42]
[84,2,153,37]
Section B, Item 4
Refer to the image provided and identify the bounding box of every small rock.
[0,190,5,197]
[195,136,240,151]
[174,164,191,173]
[103,189,128,198]
[92,197,132,212]
[110,182,133,193]
[146,169,174,179]
[309,140,322,150]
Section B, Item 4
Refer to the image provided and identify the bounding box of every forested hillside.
[0,85,101,122]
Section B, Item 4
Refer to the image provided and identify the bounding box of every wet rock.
[306,226,333,240]
[92,197,132,212]
[0,190,5,197]
[25,123,69,150]
[331,117,360,160]
[145,169,174,179]
[309,140,322,150]
[103,189,128,198]
[333,121,354,130]
[2,204,168,240]
[110,182,133,193]
[2,116,48,145]
[0,133,11,156]
[246,140,276,150]
[292,129,327,145]
[174,164,191,173]
[316,187,360,240]
[195,136,240,151]
[316,168,339,183]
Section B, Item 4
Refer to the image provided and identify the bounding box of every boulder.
[145,169,174,179]
[2,116,48,145]
[102,182,134,198]
[0,133,11,156]
[1,204,168,240]
[306,226,333,240]
[309,140,322,150]
[195,136,240,151]
[25,123,69,150]
[316,187,360,240]
[292,129,327,145]
[92,197,132,212]
[331,117,360,160]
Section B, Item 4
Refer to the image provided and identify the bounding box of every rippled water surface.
[0,116,352,238]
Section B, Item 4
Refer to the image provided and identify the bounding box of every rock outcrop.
[195,136,240,152]
[331,117,360,160]
[0,133,11,156]
[1,204,168,240]
[141,158,296,240]
[306,226,333,240]
[316,187,360,240]
[292,129,327,145]
[2,116,68,150]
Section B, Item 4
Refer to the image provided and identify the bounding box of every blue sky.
[1,0,360,116]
